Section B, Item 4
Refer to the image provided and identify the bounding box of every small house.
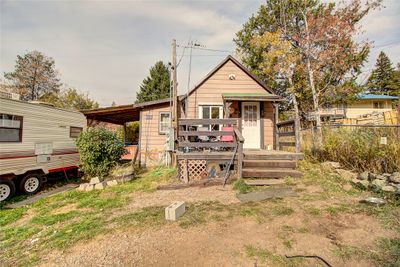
[83,56,302,182]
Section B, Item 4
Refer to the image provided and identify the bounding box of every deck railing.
[276,119,298,151]
[177,118,244,178]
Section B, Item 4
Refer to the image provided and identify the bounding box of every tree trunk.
[288,76,301,153]
[302,11,322,146]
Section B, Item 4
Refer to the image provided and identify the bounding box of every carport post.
[123,122,127,145]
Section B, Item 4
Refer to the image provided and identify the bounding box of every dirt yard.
[1,163,399,267]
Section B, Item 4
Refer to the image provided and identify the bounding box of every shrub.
[76,128,127,177]
[303,127,400,173]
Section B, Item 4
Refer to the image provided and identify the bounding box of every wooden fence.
[276,119,299,151]
[335,110,398,125]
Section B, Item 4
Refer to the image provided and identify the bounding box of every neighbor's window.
[159,112,170,134]
[199,105,223,130]
[0,113,23,142]
[70,126,83,138]
[373,101,384,109]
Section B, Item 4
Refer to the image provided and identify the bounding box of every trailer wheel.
[0,180,16,201]
[20,174,43,194]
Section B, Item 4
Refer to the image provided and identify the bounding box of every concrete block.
[85,184,94,192]
[165,201,186,221]
[77,183,89,191]
[94,181,107,190]
[106,180,118,187]
[89,177,101,185]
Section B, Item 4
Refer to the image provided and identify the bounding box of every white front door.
[241,102,260,149]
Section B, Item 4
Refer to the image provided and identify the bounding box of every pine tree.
[135,61,170,103]
[4,51,62,101]
[366,51,398,95]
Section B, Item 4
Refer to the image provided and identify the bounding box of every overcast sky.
[1,0,399,106]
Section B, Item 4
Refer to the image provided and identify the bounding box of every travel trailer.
[0,96,86,201]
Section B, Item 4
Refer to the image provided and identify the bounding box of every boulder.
[321,161,341,170]
[375,175,386,180]
[94,182,107,190]
[371,179,386,189]
[336,169,357,181]
[106,180,118,187]
[85,184,94,191]
[358,171,369,180]
[389,172,400,184]
[360,197,386,206]
[382,185,396,192]
[77,183,89,191]
[368,173,378,181]
[383,173,391,179]
[351,179,369,190]
[89,177,101,185]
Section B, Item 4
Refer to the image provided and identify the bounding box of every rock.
[85,184,94,191]
[382,185,396,192]
[351,179,369,190]
[89,177,101,185]
[358,171,369,180]
[375,175,386,180]
[383,173,391,178]
[368,173,378,181]
[360,197,386,206]
[106,180,118,187]
[94,181,107,190]
[342,183,353,191]
[321,161,341,170]
[389,172,400,183]
[336,169,357,181]
[77,183,89,191]
[371,179,387,190]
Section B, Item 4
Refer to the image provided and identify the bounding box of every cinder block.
[77,183,89,191]
[106,180,118,187]
[165,201,186,221]
[94,181,107,190]
[85,184,94,191]
[89,177,101,185]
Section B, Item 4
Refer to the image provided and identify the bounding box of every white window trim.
[159,112,171,135]
[198,104,224,119]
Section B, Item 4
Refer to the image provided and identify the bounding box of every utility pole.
[172,39,178,130]
[171,39,178,166]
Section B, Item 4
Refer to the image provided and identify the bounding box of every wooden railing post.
[234,127,244,179]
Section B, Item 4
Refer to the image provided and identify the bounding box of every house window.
[70,126,83,138]
[373,101,384,109]
[159,112,170,134]
[0,113,23,142]
[199,105,223,130]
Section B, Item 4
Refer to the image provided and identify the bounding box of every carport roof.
[81,98,170,125]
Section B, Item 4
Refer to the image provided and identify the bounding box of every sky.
[1,0,399,106]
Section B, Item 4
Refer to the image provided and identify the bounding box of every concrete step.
[244,179,287,186]
[243,160,297,169]
[242,168,303,178]
[244,153,303,161]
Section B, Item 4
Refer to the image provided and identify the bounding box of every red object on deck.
[220,126,234,142]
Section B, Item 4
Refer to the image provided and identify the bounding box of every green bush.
[76,128,127,177]
[304,127,400,173]
[116,121,140,144]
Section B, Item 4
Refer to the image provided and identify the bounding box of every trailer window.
[0,113,23,142]
[70,126,83,138]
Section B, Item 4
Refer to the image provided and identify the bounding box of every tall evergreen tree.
[135,61,170,103]
[366,51,399,95]
[4,51,62,101]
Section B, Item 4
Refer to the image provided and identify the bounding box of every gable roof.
[181,55,275,100]
[356,93,398,100]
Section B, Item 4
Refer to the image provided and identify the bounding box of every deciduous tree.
[40,88,99,110]
[4,51,62,101]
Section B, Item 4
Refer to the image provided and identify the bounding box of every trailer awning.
[81,98,170,125]
[222,93,282,102]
